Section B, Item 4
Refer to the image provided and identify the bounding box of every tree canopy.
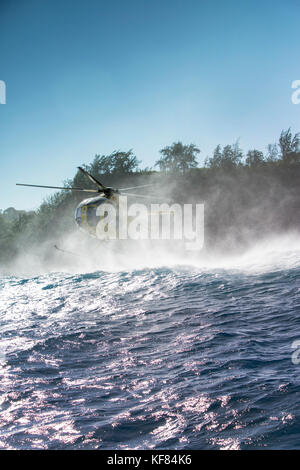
[205,141,243,170]
[89,150,141,176]
[279,128,300,164]
[155,142,200,173]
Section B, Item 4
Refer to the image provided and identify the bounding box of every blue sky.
[0,0,299,210]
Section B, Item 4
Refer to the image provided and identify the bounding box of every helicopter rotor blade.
[77,167,106,191]
[119,184,156,191]
[119,192,172,203]
[16,183,99,193]
[119,192,155,199]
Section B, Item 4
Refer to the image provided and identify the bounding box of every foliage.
[205,141,243,169]
[278,128,300,164]
[245,149,265,167]
[88,150,140,176]
[155,142,200,173]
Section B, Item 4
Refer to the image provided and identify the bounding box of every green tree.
[11,212,35,234]
[85,150,140,177]
[279,128,300,163]
[0,212,12,240]
[245,149,265,167]
[205,141,243,170]
[205,144,222,168]
[90,154,113,175]
[155,142,200,173]
[266,143,279,162]
[108,150,140,175]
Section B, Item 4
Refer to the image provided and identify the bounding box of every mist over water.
[4,227,300,276]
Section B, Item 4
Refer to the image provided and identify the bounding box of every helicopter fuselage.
[75,194,118,237]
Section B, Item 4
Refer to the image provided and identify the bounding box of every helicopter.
[16,166,159,239]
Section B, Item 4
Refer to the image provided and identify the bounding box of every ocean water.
[1,237,300,450]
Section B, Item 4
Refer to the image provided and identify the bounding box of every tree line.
[73,127,300,179]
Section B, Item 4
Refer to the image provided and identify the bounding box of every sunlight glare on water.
[1,235,300,449]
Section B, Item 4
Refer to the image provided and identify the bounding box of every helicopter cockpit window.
[86,205,99,227]
[75,207,81,221]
